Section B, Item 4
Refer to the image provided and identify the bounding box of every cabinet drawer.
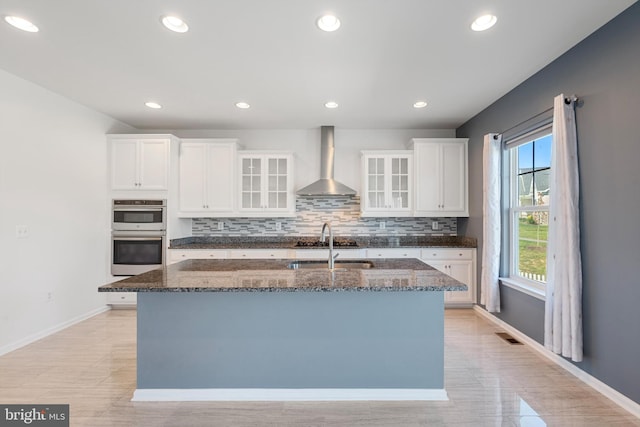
[227,249,292,259]
[420,248,473,260]
[366,248,421,258]
[294,249,365,260]
[169,249,228,263]
[106,292,137,305]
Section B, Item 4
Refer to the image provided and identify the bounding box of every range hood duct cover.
[296,126,357,196]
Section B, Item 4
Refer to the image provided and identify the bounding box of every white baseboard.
[473,305,640,418]
[132,388,449,402]
[0,305,111,357]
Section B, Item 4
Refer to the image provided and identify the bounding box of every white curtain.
[545,94,583,362]
[481,133,502,313]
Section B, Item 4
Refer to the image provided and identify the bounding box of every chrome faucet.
[321,222,339,269]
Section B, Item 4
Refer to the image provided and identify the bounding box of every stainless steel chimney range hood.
[296,126,357,197]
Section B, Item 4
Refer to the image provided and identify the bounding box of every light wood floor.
[0,308,637,427]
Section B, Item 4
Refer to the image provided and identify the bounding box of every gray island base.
[99,258,466,401]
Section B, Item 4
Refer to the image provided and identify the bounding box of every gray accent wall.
[456,3,640,404]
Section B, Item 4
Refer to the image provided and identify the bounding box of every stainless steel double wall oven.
[111,199,166,276]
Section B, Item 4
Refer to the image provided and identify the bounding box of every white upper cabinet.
[238,152,295,217]
[412,138,468,217]
[361,151,413,217]
[179,139,237,217]
[110,135,170,190]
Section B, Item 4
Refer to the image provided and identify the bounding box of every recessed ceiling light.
[4,16,39,32]
[317,14,341,32]
[325,101,339,109]
[413,101,428,109]
[471,14,497,31]
[145,102,162,109]
[235,102,251,109]
[161,15,189,33]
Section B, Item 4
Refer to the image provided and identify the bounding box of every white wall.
[151,128,455,194]
[0,69,134,354]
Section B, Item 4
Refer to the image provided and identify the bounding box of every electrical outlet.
[46,291,53,302]
[275,222,282,231]
[431,221,439,230]
[16,225,29,238]
[379,221,386,230]
[217,221,224,231]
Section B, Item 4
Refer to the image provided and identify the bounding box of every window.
[506,129,552,294]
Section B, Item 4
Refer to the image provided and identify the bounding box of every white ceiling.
[0,0,636,130]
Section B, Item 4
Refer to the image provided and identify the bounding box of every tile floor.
[0,308,637,426]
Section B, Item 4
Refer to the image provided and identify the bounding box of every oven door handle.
[113,207,164,211]
[113,236,164,241]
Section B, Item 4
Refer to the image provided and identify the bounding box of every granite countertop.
[169,235,477,250]
[99,258,467,293]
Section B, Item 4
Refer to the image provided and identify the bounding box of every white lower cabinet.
[420,248,476,306]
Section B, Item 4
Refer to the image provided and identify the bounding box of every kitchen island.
[99,258,466,401]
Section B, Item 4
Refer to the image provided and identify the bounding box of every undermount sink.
[287,260,374,270]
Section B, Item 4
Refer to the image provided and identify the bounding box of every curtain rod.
[494,95,578,139]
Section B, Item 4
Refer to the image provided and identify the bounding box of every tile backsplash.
[192,197,456,237]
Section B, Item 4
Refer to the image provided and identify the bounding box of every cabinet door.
[390,156,411,210]
[206,144,235,212]
[179,143,208,212]
[414,142,441,213]
[445,261,474,304]
[266,156,290,210]
[441,142,467,214]
[240,156,263,210]
[139,139,168,190]
[365,156,387,210]
[111,140,138,189]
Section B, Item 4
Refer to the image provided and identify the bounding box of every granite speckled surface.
[169,235,477,250]
[99,259,467,293]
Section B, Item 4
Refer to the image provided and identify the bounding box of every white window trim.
[499,277,546,301]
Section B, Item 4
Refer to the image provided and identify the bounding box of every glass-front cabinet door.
[390,157,410,209]
[239,153,294,216]
[361,151,412,217]
[241,157,263,209]
[267,158,288,209]
[367,157,386,209]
